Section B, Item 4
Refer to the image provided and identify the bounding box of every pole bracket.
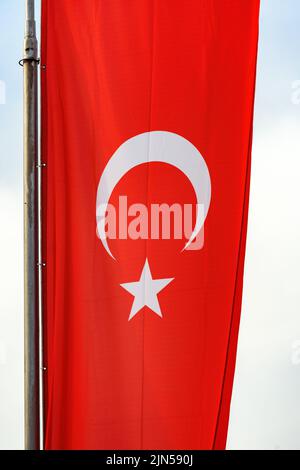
[19,57,40,67]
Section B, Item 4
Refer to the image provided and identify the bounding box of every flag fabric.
[41,0,260,449]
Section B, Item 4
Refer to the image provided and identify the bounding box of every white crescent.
[96,131,211,259]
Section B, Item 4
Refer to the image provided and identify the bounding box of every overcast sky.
[0,0,299,450]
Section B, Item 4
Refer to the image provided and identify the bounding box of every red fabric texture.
[41,0,260,449]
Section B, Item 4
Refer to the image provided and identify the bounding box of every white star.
[120,258,174,321]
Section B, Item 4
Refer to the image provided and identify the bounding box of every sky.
[0,0,300,450]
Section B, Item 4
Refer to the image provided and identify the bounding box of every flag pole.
[23,0,40,450]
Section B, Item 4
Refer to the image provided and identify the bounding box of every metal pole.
[23,0,39,450]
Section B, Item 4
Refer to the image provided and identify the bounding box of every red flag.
[41,0,260,449]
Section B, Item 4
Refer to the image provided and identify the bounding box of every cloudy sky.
[0,0,299,450]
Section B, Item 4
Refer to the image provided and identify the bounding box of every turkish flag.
[41,0,260,449]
